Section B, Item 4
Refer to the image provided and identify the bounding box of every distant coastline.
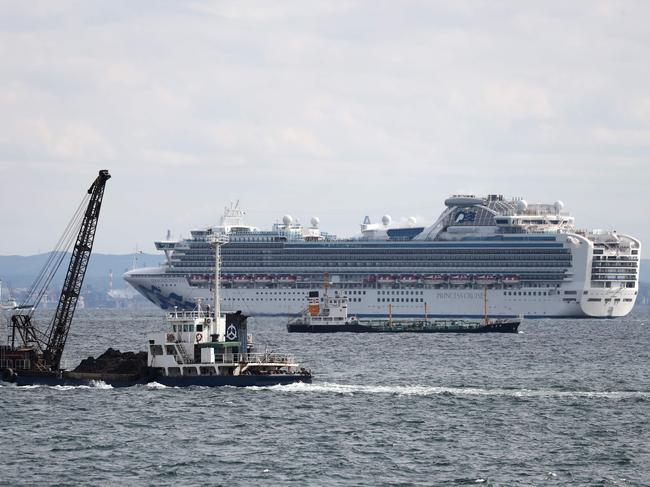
[0,252,159,309]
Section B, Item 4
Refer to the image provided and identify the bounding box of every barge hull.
[3,370,311,388]
[287,320,520,333]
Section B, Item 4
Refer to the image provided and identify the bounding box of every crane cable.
[20,193,91,317]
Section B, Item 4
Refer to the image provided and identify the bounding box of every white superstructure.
[124,197,641,318]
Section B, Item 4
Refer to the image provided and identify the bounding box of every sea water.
[1,308,649,486]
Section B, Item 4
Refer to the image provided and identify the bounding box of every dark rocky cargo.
[73,348,147,375]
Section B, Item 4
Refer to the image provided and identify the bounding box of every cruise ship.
[124,196,641,318]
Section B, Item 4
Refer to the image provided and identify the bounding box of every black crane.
[8,170,111,372]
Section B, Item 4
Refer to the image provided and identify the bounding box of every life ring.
[196,332,203,342]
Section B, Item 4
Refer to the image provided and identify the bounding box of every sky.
[0,1,649,255]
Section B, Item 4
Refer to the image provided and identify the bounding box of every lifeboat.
[377,275,396,285]
[188,274,210,286]
[399,275,419,284]
[277,275,297,284]
[255,275,273,284]
[233,275,250,285]
[423,274,446,285]
[475,274,497,285]
[502,275,520,284]
[449,274,471,285]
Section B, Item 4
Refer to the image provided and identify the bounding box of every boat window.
[182,367,198,376]
[150,345,163,355]
[165,345,176,355]
[196,324,203,332]
[168,367,181,377]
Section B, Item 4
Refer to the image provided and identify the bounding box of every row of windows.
[378,290,424,295]
[178,247,571,256]
[378,298,425,303]
[591,267,638,273]
[180,250,573,259]
[176,261,572,269]
[591,263,638,268]
[134,273,570,285]
[592,257,638,262]
[505,291,548,296]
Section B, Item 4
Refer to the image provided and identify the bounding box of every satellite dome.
[554,200,564,213]
[282,215,293,226]
[408,216,417,225]
[310,216,320,228]
[516,200,528,212]
[381,215,392,226]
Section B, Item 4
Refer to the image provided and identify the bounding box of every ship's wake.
[256,381,650,399]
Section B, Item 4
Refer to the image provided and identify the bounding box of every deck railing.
[214,352,296,365]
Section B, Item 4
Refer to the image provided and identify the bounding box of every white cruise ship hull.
[125,270,637,318]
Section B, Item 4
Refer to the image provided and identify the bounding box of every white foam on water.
[145,381,169,389]
[259,381,650,399]
[89,380,113,389]
[52,384,91,391]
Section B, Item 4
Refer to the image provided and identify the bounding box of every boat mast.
[212,234,229,319]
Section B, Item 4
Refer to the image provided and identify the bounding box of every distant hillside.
[0,252,161,292]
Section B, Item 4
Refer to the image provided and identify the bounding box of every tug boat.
[287,290,520,333]
[145,305,310,386]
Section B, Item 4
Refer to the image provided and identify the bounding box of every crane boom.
[42,170,111,369]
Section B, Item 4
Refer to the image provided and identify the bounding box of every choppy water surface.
[2,308,649,486]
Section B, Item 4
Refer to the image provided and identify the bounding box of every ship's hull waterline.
[127,277,637,318]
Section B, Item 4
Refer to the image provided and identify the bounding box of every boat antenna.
[483,286,488,325]
[212,233,229,319]
[323,272,330,297]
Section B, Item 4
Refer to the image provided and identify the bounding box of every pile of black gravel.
[73,348,147,375]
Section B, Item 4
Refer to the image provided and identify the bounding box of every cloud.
[0,1,649,253]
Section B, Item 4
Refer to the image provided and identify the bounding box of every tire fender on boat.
[196,332,203,342]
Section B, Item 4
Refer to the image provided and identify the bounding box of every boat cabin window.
[196,324,203,332]
[200,366,216,376]
[167,367,181,377]
[165,345,176,355]
[150,345,163,355]
[182,367,198,376]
